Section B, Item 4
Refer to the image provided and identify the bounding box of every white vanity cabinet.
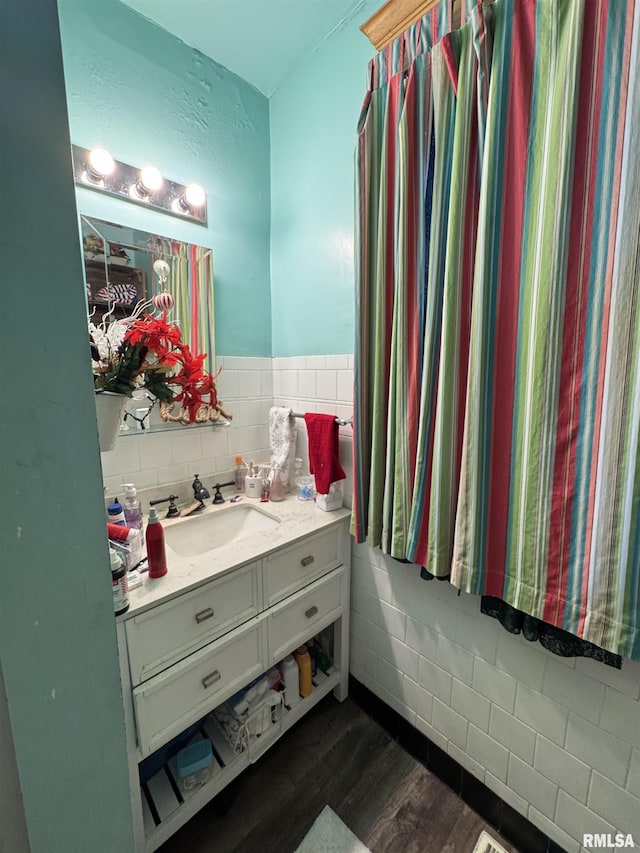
[116,507,351,853]
[126,561,261,687]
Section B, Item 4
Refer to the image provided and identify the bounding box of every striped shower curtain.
[353,0,640,658]
[152,240,216,374]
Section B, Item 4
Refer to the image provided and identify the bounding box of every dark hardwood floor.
[158,696,517,853]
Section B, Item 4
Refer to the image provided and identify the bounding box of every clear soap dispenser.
[123,483,142,530]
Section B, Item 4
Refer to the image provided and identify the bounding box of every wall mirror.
[82,215,221,435]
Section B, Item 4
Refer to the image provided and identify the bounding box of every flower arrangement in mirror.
[90,292,233,425]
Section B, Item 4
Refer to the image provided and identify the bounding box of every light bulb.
[140,165,163,192]
[84,148,115,184]
[185,183,205,208]
[131,165,163,199]
[174,182,206,215]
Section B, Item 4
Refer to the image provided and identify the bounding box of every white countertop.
[122,495,351,619]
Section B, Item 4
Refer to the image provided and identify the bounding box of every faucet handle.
[166,495,180,517]
[211,481,236,505]
[150,495,180,518]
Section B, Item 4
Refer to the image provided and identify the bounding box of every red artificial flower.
[124,313,183,359]
[102,310,221,422]
[166,348,221,420]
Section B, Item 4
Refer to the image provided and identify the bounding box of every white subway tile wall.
[102,353,354,503]
[100,355,274,498]
[100,352,640,846]
[271,354,354,508]
[349,547,640,848]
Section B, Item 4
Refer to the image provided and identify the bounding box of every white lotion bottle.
[279,655,301,708]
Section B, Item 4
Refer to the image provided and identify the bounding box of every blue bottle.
[107,498,126,526]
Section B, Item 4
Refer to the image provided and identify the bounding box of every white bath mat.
[472,829,510,853]
[295,805,371,853]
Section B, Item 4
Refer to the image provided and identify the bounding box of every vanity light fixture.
[71,144,207,224]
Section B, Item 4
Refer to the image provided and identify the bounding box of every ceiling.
[121,0,367,97]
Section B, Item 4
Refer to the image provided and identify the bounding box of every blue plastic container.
[176,740,213,792]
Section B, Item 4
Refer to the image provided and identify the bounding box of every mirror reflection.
[82,216,220,435]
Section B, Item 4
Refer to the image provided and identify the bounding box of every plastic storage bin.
[175,740,213,793]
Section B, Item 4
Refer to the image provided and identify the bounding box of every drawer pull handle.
[202,670,221,689]
[301,555,315,567]
[305,605,319,619]
[195,608,214,624]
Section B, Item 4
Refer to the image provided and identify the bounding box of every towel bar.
[290,411,353,427]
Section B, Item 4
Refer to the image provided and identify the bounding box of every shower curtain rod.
[361,0,462,51]
[291,411,353,427]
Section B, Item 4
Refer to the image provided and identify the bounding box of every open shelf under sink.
[141,667,340,852]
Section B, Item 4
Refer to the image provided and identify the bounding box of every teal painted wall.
[122,0,367,98]
[0,1,134,850]
[57,0,272,358]
[269,1,377,357]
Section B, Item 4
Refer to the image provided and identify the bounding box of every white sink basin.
[164,503,281,558]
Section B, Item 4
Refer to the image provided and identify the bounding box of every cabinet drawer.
[126,562,259,685]
[133,618,266,757]
[267,567,345,662]
[264,528,342,607]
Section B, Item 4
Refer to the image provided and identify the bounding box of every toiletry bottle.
[307,643,319,678]
[278,654,301,707]
[266,666,282,691]
[269,467,286,502]
[107,523,143,569]
[313,637,332,674]
[110,547,129,615]
[107,498,126,526]
[234,456,245,491]
[293,646,313,697]
[107,523,138,543]
[145,508,168,578]
[123,483,142,530]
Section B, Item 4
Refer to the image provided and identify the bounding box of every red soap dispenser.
[145,508,168,578]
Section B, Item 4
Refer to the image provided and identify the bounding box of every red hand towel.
[304,413,346,495]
